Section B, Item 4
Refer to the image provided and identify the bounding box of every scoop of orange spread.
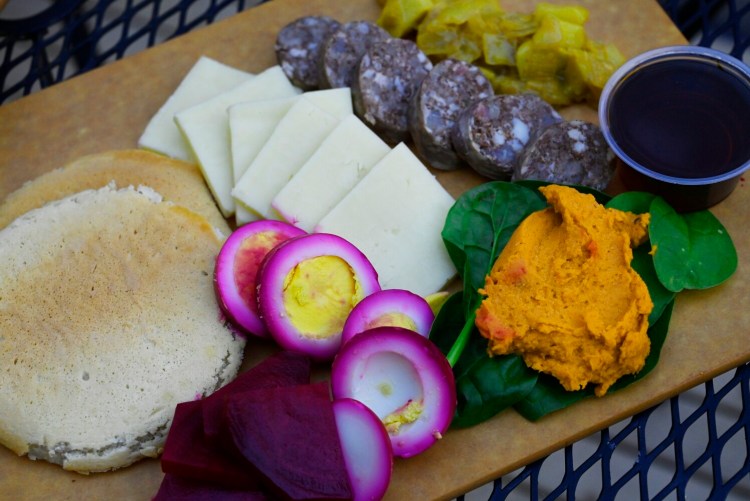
[475,185,653,397]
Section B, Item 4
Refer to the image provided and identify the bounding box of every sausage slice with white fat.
[408,58,494,171]
[275,15,341,90]
[319,20,391,89]
[513,120,616,191]
[352,38,433,145]
[451,93,562,179]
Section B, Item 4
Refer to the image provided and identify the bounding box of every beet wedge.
[202,351,312,439]
[161,399,260,489]
[153,473,269,501]
[224,381,352,500]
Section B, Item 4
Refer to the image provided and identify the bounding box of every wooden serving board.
[1,1,747,500]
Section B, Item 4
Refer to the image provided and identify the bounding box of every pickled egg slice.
[341,288,434,345]
[257,233,380,361]
[331,326,456,458]
[214,220,306,337]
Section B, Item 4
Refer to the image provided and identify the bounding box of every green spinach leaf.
[441,181,547,315]
[430,290,469,356]
[649,197,738,292]
[430,290,538,428]
[434,180,734,428]
[631,246,676,325]
[606,191,655,214]
[453,353,537,428]
[439,181,547,367]
[513,375,595,421]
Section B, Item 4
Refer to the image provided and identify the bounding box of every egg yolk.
[383,399,423,434]
[282,255,365,339]
[365,312,418,331]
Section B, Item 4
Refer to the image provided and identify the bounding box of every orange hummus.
[475,185,653,397]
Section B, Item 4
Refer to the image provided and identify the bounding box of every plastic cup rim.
[598,45,750,186]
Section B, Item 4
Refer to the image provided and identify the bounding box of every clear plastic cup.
[598,45,750,212]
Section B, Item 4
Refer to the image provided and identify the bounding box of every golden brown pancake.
[0,184,244,473]
[0,149,230,233]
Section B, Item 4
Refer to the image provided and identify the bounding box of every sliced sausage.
[318,20,391,90]
[513,120,616,191]
[408,59,494,171]
[275,16,341,90]
[352,37,433,145]
[451,93,562,179]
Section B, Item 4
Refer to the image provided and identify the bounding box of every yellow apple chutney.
[475,185,653,397]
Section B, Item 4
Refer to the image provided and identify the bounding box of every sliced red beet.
[161,400,259,489]
[153,473,269,501]
[202,351,312,440]
[224,381,352,501]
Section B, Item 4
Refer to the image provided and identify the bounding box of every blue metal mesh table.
[1,1,748,499]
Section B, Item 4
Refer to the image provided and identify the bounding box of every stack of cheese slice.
[138,57,457,296]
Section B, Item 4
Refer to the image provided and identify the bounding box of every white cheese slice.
[229,96,299,184]
[232,88,353,219]
[271,114,390,232]
[300,87,353,118]
[138,56,253,162]
[229,96,300,226]
[315,143,457,296]
[175,66,301,217]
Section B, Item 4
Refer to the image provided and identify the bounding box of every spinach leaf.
[605,191,656,214]
[452,353,537,428]
[649,197,738,292]
[631,246,676,325]
[441,181,547,315]
[439,181,547,367]
[430,290,538,428]
[515,300,675,421]
[513,375,594,421]
[434,181,732,428]
[430,290,468,356]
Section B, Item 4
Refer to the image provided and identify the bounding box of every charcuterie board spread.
[1,0,749,500]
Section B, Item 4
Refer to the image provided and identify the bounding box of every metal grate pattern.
[471,363,750,500]
[0,0,265,103]
[659,0,750,61]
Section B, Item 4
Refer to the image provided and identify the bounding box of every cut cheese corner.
[272,114,390,232]
[175,65,300,217]
[315,143,457,296]
[301,87,353,119]
[138,56,253,163]
[232,91,353,219]
[229,95,300,184]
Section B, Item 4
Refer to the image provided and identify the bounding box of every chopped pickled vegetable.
[532,16,586,49]
[533,2,589,25]
[377,0,435,38]
[379,0,625,106]
[482,33,516,66]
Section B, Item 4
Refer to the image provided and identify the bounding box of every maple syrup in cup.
[598,46,750,212]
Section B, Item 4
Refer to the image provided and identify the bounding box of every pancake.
[0,184,245,473]
[0,149,230,233]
